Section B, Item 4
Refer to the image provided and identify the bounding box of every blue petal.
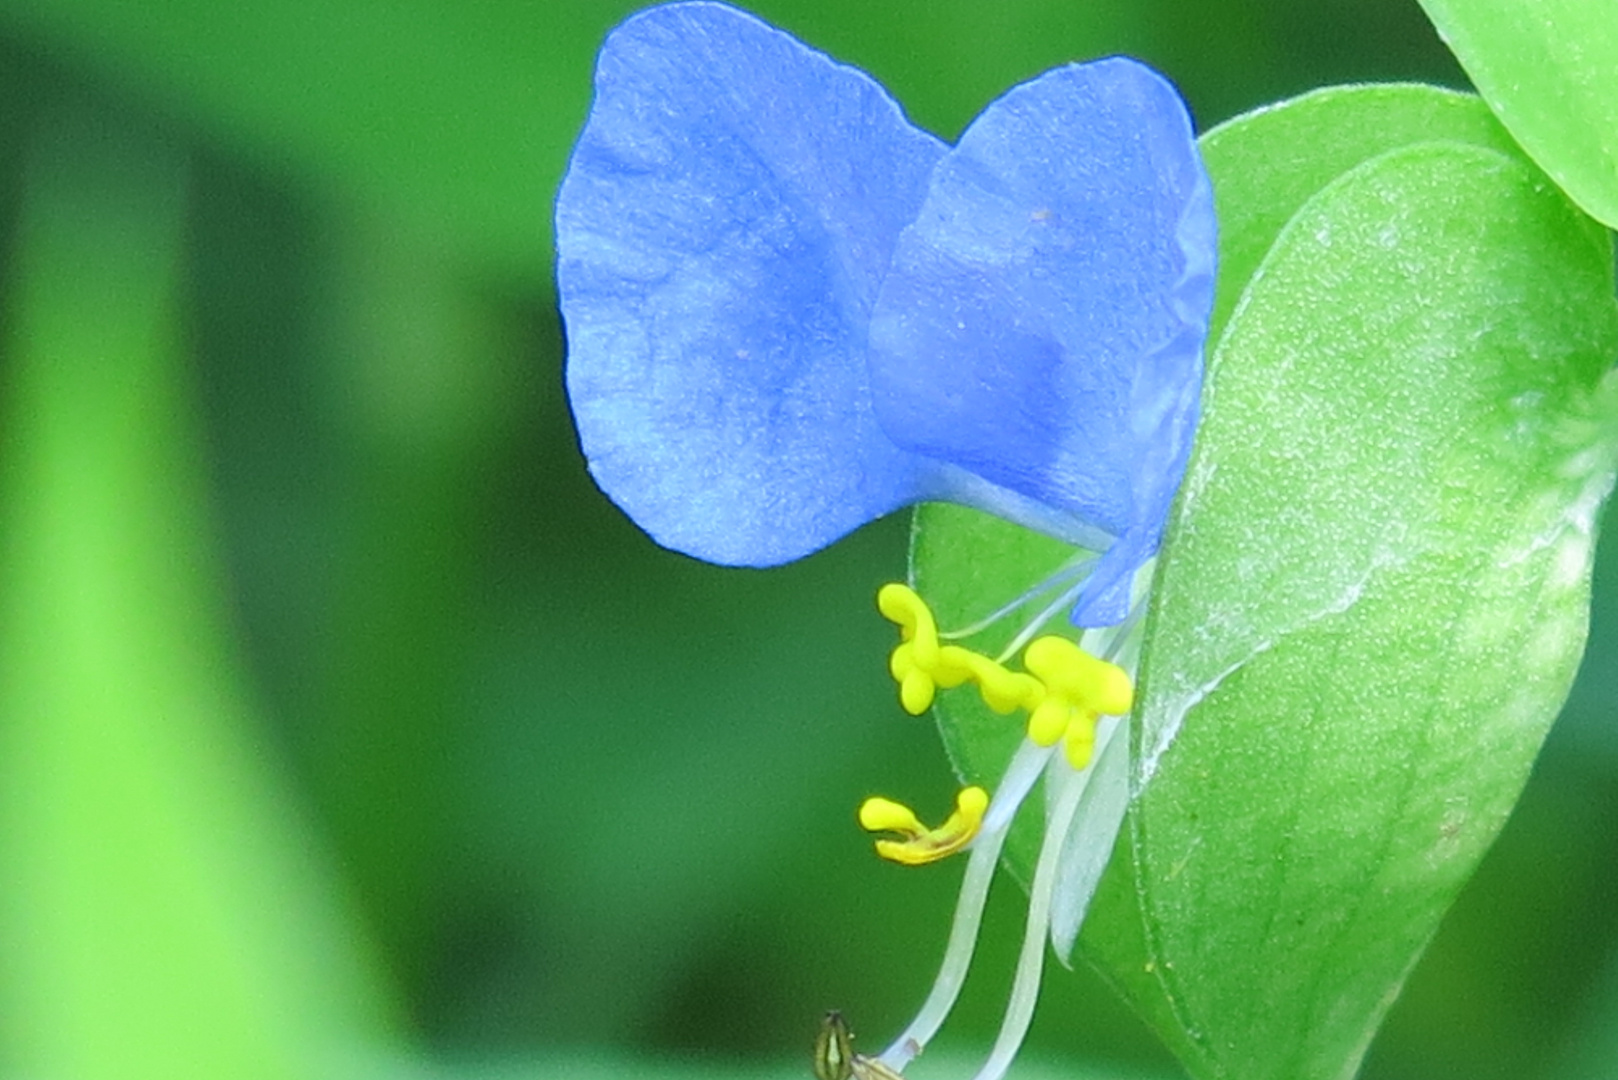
[868,58,1216,624]
[556,1,946,566]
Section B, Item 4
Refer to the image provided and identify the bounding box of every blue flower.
[559,7,1218,1078]
[555,0,1214,627]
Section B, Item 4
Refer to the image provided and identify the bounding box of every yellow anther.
[889,640,978,715]
[1063,716,1097,770]
[934,645,979,686]
[1026,698,1076,748]
[859,786,989,866]
[1023,636,1134,715]
[858,797,925,836]
[882,583,951,714]
[889,648,937,715]
[964,651,1045,715]
[879,582,1045,718]
[878,583,940,667]
[1020,636,1132,763]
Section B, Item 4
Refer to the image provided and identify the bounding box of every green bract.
[1417,0,1618,231]
[916,84,1618,1080]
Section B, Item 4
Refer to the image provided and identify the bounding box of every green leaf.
[1111,139,1614,1080]
[1416,0,1618,230]
[0,0,619,283]
[0,113,394,1078]
[1198,83,1520,348]
[914,86,1618,1080]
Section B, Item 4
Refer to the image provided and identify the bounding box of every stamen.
[993,573,1090,666]
[1048,713,1131,959]
[1021,635,1132,769]
[857,576,1153,1080]
[939,556,1095,640]
[860,787,989,866]
[968,760,1089,1080]
[878,741,1055,1072]
[880,583,1042,716]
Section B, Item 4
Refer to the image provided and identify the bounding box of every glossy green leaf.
[1416,0,1618,230]
[915,86,1618,1080]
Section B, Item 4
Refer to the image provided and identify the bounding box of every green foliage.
[0,0,620,282]
[0,116,393,1078]
[0,4,1615,1080]
[917,85,1618,1080]
[1416,0,1618,230]
[1197,83,1520,348]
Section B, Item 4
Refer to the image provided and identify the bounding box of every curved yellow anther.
[879,583,1045,718]
[859,786,989,866]
[1024,636,1133,715]
[1021,636,1133,768]
[1063,717,1097,770]
[881,583,948,714]
[965,651,1045,714]
[879,583,939,667]
[858,797,925,836]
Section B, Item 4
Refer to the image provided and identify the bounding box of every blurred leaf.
[300,220,528,1002]
[1552,937,1618,1080]
[0,113,393,1078]
[0,0,633,282]
[341,1049,1179,1080]
[916,89,1618,1079]
[1416,0,1618,229]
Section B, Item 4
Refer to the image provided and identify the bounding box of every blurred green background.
[0,2,1612,1079]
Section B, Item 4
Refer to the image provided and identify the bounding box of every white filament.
[939,556,1094,642]
[969,762,1087,1080]
[1048,715,1130,959]
[878,740,1055,1071]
